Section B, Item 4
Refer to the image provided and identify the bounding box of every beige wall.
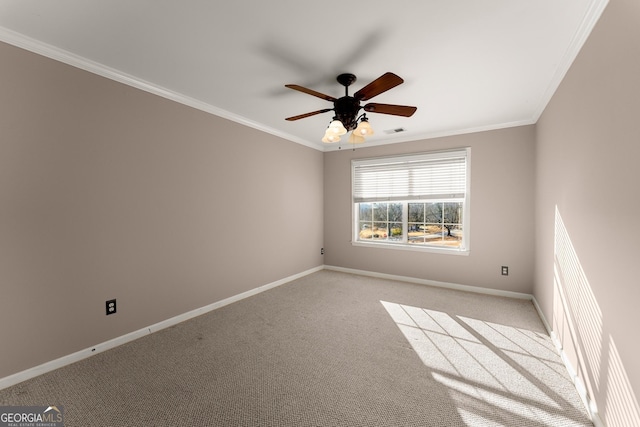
[3,0,640,420]
[324,125,536,294]
[0,41,324,379]
[535,0,640,424]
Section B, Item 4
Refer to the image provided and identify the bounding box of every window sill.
[351,240,470,256]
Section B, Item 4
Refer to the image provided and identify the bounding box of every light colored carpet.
[0,270,593,426]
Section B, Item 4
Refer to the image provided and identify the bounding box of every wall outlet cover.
[106,299,117,315]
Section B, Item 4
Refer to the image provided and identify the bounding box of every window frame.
[351,148,471,255]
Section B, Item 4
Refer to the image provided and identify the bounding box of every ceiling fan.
[285,72,417,143]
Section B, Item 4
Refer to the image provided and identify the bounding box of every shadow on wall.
[553,206,640,427]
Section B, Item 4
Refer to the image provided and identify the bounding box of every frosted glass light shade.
[322,130,341,143]
[327,120,347,136]
[348,132,366,144]
[354,120,374,136]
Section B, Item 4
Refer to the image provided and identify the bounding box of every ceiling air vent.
[384,127,407,134]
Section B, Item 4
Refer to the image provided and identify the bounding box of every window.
[352,148,470,253]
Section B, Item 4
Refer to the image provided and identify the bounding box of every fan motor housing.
[334,96,361,131]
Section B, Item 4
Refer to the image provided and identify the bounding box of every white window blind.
[352,149,468,203]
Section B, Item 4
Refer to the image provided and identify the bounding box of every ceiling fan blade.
[363,103,417,117]
[285,108,333,121]
[285,84,337,102]
[354,72,404,101]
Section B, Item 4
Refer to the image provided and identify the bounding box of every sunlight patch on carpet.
[381,300,590,426]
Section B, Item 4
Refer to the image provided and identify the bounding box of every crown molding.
[321,118,537,152]
[0,26,322,151]
[0,0,608,155]
[531,0,609,122]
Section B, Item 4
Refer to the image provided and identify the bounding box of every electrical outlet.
[501,266,509,276]
[321,248,324,255]
[106,299,117,315]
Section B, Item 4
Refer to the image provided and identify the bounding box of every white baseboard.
[0,262,606,427]
[324,265,534,300]
[0,266,323,391]
[329,265,606,427]
[531,296,604,427]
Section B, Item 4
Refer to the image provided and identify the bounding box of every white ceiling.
[0,0,607,151]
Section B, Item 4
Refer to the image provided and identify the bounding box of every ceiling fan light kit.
[348,133,366,144]
[322,133,341,143]
[285,72,417,145]
[354,117,374,137]
[328,119,347,136]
